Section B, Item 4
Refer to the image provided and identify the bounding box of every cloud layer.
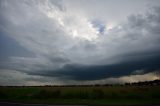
[0,0,160,85]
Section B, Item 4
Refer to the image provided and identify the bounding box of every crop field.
[0,85,160,105]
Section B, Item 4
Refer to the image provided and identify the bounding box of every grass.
[0,86,160,105]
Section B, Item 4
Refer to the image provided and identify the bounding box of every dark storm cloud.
[1,0,160,85]
[28,53,160,80]
[25,7,160,81]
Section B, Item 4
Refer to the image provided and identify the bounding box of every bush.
[151,92,160,99]
[75,91,89,99]
[51,90,61,98]
[34,89,61,99]
[107,92,119,99]
[90,89,104,99]
[126,93,143,99]
[0,90,7,99]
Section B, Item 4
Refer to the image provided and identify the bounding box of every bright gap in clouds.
[44,3,100,41]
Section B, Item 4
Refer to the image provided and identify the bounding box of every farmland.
[0,85,160,105]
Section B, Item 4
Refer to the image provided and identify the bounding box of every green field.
[0,86,160,105]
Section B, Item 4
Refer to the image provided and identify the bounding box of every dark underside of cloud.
[28,53,160,81]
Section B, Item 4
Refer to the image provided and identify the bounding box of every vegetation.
[0,85,160,105]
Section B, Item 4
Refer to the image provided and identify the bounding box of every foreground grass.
[0,86,160,105]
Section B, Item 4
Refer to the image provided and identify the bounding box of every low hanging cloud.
[0,0,160,85]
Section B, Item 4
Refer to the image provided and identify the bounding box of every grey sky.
[0,0,160,85]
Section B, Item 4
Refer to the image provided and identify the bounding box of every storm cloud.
[0,0,160,85]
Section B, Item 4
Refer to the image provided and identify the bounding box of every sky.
[0,0,160,86]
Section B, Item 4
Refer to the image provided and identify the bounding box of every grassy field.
[0,85,160,105]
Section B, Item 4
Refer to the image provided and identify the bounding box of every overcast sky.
[0,0,160,85]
